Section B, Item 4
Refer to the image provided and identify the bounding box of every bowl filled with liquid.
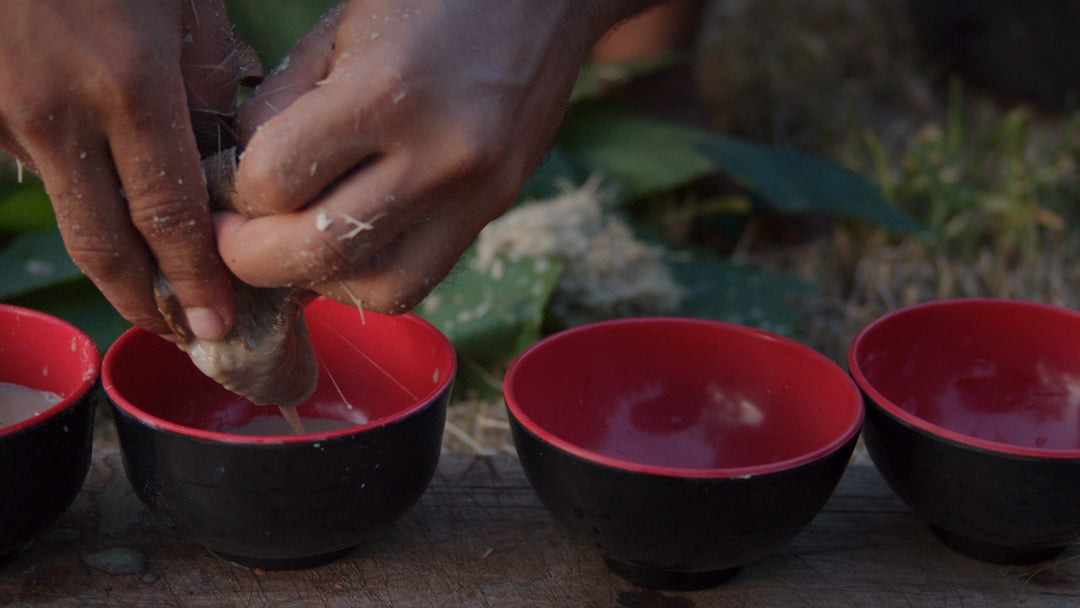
[102,297,456,569]
[850,298,1080,564]
[0,304,100,565]
[504,317,863,590]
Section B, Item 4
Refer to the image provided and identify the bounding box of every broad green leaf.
[665,246,816,339]
[556,101,715,200]
[696,136,928,234]
[0,179,55,233]
[555,102,925,234]
[4,277,130,350]
[416,250,562,364]
[0,229,83,299]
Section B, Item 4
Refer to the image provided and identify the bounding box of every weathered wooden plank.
[2,427,1079,607]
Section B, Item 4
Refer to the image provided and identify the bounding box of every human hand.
[220,0,654,313]
[0,0,256,340]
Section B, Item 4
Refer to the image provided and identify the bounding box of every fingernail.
[184,307,228,341]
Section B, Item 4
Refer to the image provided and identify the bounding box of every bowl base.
[603,557,741,590]
[931,526,1067,565]
[211,545,358,570]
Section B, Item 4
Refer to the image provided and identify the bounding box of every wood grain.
[2,423,1079,607]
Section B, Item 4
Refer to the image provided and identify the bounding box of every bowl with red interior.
[505,317,863,590]
[850,298,1080,564]
[103,297,456,569]
[0,304,99,566]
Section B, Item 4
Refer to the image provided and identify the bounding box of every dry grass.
[441,0,1080,454]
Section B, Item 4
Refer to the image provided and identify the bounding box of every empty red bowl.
[103,297,456,569]
[850,298,1080,563]
[0,304,99,565]
[505,317,863,589]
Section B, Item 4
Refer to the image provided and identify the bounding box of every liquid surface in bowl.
[222,414,358,436]
[585,379,784,469]
[852,299,1080,451]
[507,319,861,472]
[105,300,455,442]
[0,382,62,427]
[863,350,1080,450]
[920,359,1080,449]
[184,396,371,436]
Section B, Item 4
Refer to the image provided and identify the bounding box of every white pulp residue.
[471,176,684,325]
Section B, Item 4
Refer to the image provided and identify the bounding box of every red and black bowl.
[102,297,455,570]
[0,304,99,566]
[505,317,863,590]
[850,298,1080,564]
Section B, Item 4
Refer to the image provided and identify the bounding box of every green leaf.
[556,101,716,200]
[4,278,130,351]
[416,250,562,364]
[0,229,83,299]
[696,136,928,234]
[0,178,56,233]
[554,102,926,234]
[666,246,816,339]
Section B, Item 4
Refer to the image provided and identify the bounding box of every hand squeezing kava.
[152,114,318,433]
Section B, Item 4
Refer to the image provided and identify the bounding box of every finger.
[106,86,235,341]
[235,5,390,216]
[312,187,508,314]
[235,2,344,136]
[216,153,422,287]
[236,84,378,217]
[34,134,174,336]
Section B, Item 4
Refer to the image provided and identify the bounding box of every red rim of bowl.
[102,310,456,444]
[849,298,1080,459]
[505,317,865,479]
[0,304,100,437]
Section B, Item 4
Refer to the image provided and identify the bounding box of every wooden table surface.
[3,423,1080,608]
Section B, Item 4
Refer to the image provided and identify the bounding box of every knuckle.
[3,96,68,143]
[128,195,208,243]
[236,156,293,211]
[307,226,375,282]
[442,125,501,179]
[64,234,132,286]
[234,137,308,214]
[97,56,160,106]
[92,58,181,134]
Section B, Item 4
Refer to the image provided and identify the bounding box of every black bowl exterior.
[0,388,97,561]
[863,398,1080,562]
[109,387,448,569]
[511,416,859,585]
